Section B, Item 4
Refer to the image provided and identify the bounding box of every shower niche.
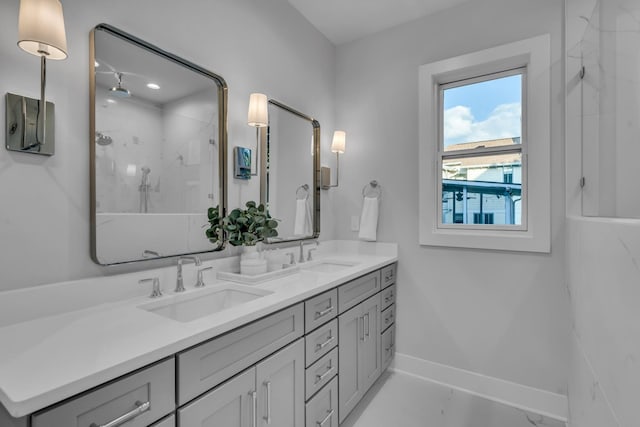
[90,24,227,265]
[569,0,640,218]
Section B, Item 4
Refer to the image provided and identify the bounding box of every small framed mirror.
[90,24,228,265]
[260,99,320,243]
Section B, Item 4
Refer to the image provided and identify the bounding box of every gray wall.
[332,0,568,394]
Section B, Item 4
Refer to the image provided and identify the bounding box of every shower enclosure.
[569,0,640,218]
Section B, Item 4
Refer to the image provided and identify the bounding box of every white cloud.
[443,105,473,139]
[444,103,521,146]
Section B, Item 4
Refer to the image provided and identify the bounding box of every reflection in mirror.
[261,100,320,243]
[90,24,227,265]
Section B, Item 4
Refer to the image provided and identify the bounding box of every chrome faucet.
[176,256,201,292]
[299,241,320,263]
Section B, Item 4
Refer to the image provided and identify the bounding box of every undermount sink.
[139,285,273,323]
[300,260,359,273]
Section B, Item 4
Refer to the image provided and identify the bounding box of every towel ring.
[296,184,310,200]
[362,180,382,199]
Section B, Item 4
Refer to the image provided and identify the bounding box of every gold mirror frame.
[89,24,228,265]
[260,99,320,244]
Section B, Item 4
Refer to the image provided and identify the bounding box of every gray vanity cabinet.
[178,338,305,427]
[256,338,305,427]
[338,293,381,423]
[31,358,175,427]
[178,367,255,427]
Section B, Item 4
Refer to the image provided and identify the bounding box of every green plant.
[206,201,278,246]
[205,205,223,245]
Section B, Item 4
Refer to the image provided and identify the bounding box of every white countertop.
[0,241,397,418]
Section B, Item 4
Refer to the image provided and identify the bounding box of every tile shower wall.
[0,0,336,290]
[566,218,640,427]
[566,1,640,425]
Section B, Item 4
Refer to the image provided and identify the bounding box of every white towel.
[358,197,379,241]
[294,199,312,236]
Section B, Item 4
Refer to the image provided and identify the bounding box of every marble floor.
[340,370,567,427]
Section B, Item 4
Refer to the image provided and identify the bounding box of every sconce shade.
[18,0,68,60]
[331,130,346,154]
[247,93,268,127]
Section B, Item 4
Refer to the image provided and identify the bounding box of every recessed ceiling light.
[147,83,160,90]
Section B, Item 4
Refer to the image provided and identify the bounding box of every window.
[439,69,525,228]
[418,35,551,253]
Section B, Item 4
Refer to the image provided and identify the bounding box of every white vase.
[240,245,267,275]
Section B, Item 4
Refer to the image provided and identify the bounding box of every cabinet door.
[256,338,305,427]
[178,367,256,427]
[359,294,381,392]
[338,302,362,423]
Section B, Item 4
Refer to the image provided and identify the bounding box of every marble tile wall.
[567,217,640,426]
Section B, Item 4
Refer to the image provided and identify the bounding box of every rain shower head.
[110,72,131,98]
[95,132,113,146]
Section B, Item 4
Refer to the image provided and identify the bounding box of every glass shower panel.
[578,0,640,218]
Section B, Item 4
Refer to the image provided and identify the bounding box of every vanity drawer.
[305,377,338,427]
[31,358,175,427]
[305,318,338,367]
[338,270,380,314]
[177,303,304,405]
[380,283,396,311]
[381,324,396,371]
[305,288,338,333]
[305,347,338,400]
[381,303,395,332]
[381,263,397,289]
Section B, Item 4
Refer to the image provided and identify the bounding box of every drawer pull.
[315,363,334,384]
[317,409,335,427]
[316,335,335,351]
[89,400,150,427]
[315,306,334,319]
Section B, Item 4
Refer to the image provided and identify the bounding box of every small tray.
[217,266,299,285]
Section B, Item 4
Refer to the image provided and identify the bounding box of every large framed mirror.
[90,24,227,265]
[260,99,320,243]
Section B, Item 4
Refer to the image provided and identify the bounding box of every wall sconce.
[5,0,68,156]
[246,93,268,176]
[322,130,346,189]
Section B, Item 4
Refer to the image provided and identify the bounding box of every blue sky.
[443,74,522,147]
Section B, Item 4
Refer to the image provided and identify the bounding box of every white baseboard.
[391,353,568,423]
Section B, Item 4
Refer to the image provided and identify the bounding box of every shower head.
[95,132,113,146]
[110,73,131,98]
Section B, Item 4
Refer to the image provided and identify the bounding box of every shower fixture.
[139,166,152,213]
[110,72,131,98]
[95,131,112,146]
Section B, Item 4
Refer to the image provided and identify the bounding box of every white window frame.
[418,34,551,253]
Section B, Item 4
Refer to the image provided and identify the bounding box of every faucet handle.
[196,267,213,287]
[139,277,162,298]
[284,252,295,266]
[307,247,317,261]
